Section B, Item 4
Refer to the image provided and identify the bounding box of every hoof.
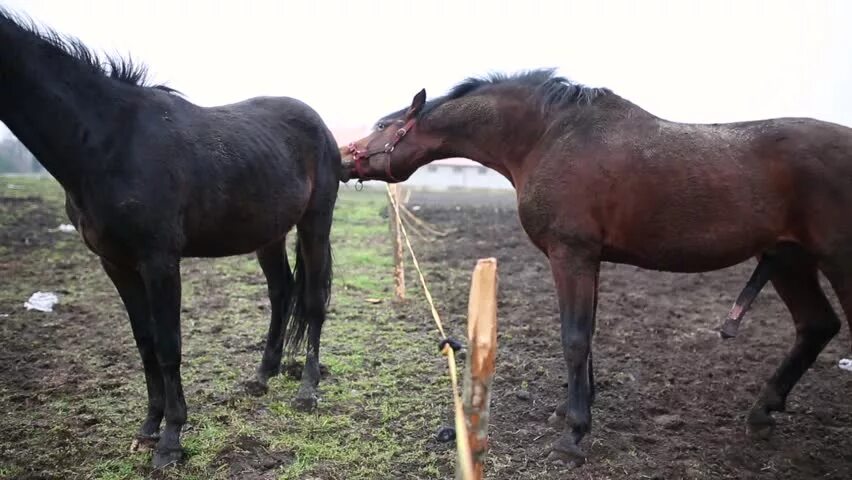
[546,440,586,468]
[130,434,159,453]
[291,394,318,412]
[242,378,269,397]
[747,410,776,440]
[152,447,185,469]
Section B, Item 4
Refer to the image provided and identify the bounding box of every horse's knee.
[561,334,590,366]
[565,405,591,434]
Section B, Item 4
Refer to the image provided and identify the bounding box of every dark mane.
[421,68,610,118]
[0,7,178,94]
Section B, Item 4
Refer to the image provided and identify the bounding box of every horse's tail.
[280,134,336,357]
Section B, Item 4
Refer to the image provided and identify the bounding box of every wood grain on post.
[462,258,498,480]
[388,184,405,301]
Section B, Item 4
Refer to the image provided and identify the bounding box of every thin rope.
[385,184,475,480]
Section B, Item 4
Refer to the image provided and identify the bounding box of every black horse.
[0,9,338,468]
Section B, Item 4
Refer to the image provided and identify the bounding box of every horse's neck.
[0,20,124,192]
[428,100,545,186]
[431,94,643,187]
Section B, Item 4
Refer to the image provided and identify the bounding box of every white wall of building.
[402,163,513,191]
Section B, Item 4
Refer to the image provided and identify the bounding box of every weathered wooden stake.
[461,258,498,480]
[388,183,405,301]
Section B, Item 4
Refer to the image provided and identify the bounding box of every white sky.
[2,0,852,138]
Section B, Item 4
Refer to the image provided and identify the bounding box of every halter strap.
[347,118,417,182]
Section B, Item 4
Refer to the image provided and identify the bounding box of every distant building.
[332,126,513,191]
[404,158,512,190]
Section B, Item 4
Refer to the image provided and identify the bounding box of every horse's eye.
[376,122,386,131]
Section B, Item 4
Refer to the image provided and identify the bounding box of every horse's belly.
[181,180,311,257]
[602,232,777,273]
[602,246,753,273]
[182,213,297,257]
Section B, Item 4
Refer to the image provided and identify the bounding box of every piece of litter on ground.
[365,298,383,304]
[7,184,20,190]
[412,205,421,211]
[0,313,9,318]
[838,358,852,372]
[24,292,59,312]
[55,224,76,233]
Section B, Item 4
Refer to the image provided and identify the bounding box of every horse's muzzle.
[339,154,355,182]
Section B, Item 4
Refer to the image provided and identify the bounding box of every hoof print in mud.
[546,444,586,469]
[547,411,564,426]
[242,379,269,397]
[435,425,456,443]
[747,419,776,440]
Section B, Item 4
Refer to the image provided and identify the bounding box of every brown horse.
[339,69,852,467]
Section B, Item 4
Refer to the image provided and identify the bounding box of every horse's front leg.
[545,245,600,468]
[100,259,163,450]
[139,255,187,469]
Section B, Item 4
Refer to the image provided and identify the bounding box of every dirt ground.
[1,179,851,479]
[405,189,852,479]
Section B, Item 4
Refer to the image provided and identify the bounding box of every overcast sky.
[2,0,852,139]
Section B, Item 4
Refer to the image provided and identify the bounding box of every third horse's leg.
[550,270,598,423]
[545,246,600,468]
[247,239,293,395]
[748,251,840,438]
[291,214,333,412]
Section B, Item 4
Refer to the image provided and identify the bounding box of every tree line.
[0,127,44,174]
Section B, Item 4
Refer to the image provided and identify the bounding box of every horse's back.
[123,92,339,257]
[527,112,852,270]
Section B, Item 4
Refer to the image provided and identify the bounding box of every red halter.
[346,118,417,182]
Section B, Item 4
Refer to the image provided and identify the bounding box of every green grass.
[0,176,454,479]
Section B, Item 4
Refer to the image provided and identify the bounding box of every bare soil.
[2,181,851,479]
[407,189,852,479]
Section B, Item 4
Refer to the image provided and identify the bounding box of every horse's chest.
[515,181,559,253]
[73,212,118,259]
[66,198,141,265]
[515,172,601,255]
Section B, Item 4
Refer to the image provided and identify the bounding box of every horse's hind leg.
[245,239,293,396]
[748,250,840,438]
[291,212,333,412]
[821,260,852,351]
[100,259,164,451]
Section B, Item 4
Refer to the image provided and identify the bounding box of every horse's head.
[340,89,438,183]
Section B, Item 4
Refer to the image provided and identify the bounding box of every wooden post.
[461,258,498,480]
[388,184,405,301]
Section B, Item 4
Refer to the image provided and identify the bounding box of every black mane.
[0,7,177,93]
[420,68,610,118]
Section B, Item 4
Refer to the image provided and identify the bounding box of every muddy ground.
[1,179,851,479]
[405,188,852,479]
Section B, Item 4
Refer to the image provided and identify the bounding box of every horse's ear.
[406,89,427,118]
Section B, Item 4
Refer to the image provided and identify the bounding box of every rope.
[385,184,475,480]
[399,203,450,237]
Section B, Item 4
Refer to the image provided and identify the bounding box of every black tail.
[281,227,334,358]
[280,121,337,357]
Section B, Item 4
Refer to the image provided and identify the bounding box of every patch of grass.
[0,177,454,479]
